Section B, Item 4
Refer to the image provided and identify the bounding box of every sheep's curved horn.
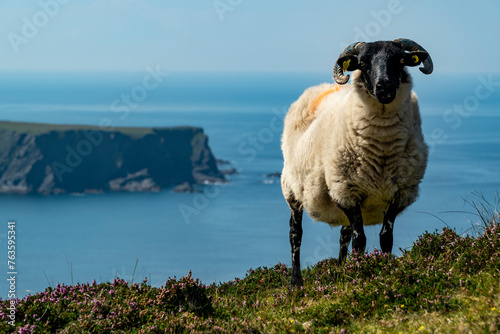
[394,38,433,75]
[334,42,366,84]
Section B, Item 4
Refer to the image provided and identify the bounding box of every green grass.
[0,120,188,138]
[1,196,499,333]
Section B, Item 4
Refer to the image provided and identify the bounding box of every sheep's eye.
[359,61,366,67]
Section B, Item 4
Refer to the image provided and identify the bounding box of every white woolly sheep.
[281,38,433,286]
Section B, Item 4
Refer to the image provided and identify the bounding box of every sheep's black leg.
[380,204,404,254]
[338,225,352,265]
[288,200,303,287]
[340,204,365,255]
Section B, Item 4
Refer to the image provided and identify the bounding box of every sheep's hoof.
[290,275,303,287]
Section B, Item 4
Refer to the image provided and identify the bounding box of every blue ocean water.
[0,71,499,298]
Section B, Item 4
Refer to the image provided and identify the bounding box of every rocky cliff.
[0,121,225,195]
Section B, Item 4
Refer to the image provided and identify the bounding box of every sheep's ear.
[337,55,358,72]
[401,51,429,67]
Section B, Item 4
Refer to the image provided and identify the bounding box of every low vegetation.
[1,195,499,333]
[0,120,156,138]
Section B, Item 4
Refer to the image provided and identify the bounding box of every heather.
[1,201,499,333]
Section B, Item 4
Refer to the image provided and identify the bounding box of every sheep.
[281,38,433,286]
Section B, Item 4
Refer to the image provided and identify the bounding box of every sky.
[0,0,499,73]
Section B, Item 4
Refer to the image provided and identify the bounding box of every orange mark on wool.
[308,86,340,115]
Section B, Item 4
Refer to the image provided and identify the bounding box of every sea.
[0,71,499,299]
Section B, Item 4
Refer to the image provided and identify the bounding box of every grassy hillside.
[0,120,196,138]
[1,202,499,333]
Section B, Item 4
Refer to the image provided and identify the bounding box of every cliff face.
[0,122,225,195]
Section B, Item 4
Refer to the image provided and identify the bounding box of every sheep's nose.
[375,81,391,93]
[374,82,396,104]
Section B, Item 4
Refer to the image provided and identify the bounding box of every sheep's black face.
[337,41,429,104]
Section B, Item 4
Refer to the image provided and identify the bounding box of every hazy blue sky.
[0,1,499,73]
